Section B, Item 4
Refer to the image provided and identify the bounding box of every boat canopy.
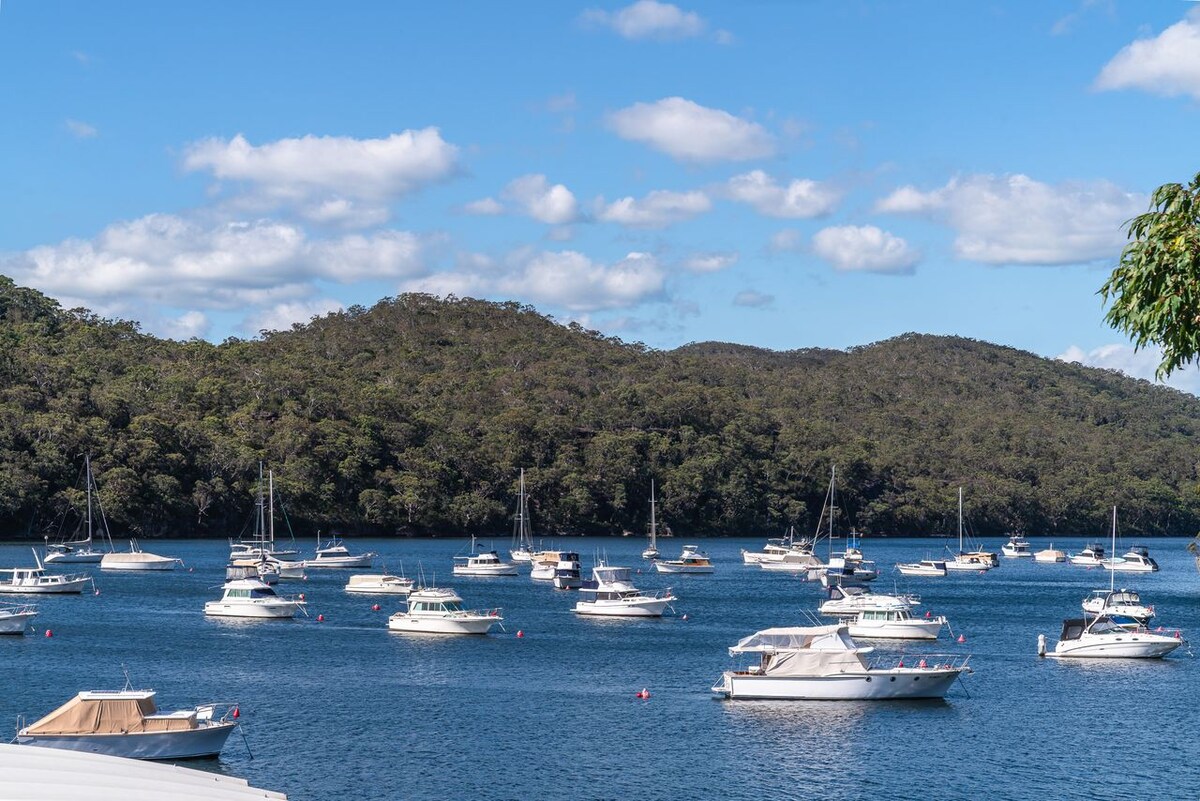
[23,692,195,735]
[730,625,859,654]
[729,626,870,676]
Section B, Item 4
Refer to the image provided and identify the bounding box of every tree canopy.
[1102,171,1200,378]
[2,276,1199,541]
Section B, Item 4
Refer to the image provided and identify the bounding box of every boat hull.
[573,599,670,617]
[101,556,177,571]
[714,668,963,700]
[44,552,104,565]
[653,562,713,574]
[306,556,375,569]
[453,565,519,577]
[847,621,943,640]
[896,564,945,577]
[17,723,236,760]
[203,601,299,619]
[0,579,89,594]
[1049,636,1182,659]
[387,615,497,635]
[1034,552,1065,563]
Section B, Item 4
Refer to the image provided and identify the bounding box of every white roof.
[0,742,287,799]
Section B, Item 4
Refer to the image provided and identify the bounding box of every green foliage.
[1101,171,1200,378]
[1,282,1199,539]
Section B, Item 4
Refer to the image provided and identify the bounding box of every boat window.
[250,588,278,598]
[444,601,464,612]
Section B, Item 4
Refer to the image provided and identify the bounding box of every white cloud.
[581,1,705,40]
[463,197,504,216]
[65,119,97,139]
[683,251,738,273]
[608,97,774,163]
[300,198,389,228]
[404,249,666,312]
[160,311,209,340]
[811,225,919,274]
[595,189,711,228]
[1058,343,1200,396]
[876,173,1143,265]
[502,174,578,224]
[726,170,840,218]
[3,214,432,314]
[1095,10,1200,100]
[769,228,803,253]
[247,298,346,334]
[182,130,459,223]
[733,290,773,308]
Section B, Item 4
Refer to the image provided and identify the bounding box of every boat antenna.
[120,663,133,692]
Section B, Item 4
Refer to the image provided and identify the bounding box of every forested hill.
[1,275,1198,541]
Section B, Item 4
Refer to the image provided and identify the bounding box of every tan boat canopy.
[24,692,195,734]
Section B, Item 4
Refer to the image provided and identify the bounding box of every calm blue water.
[0,535,1197,800]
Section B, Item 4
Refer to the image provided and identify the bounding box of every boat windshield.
[596,567,630,583]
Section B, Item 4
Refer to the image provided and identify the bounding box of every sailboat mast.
[257,463,266,548]
[1110,505,1117,593]
[268,470,275,548]
[649,480,657,550]
[958,486,964,554]
[828,465,836,560]
[85,455,94,546]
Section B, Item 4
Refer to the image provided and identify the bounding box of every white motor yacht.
[101,541,181,572]
[653,544,714,574]
[1040,616,1183,659]
[344,574,414,595]
[1001,535,1033,558]
[387,587,501,635]
[741,527,812,565]
[1105,545,1158,573]
[203,578,305,619]
[1033,545,1066,563]
[16,690,237,760]
[574,563,675,617]
[711,625,971,700]
[0,603,37,634]
[759,550,822,574]
[306,537,376,569]
[819,554,879,586]
[818,585,918,616]
[552,552,583,590]
[0,550,91,594]
[1069,544,1106,567]
[1081,589,1154,624]
[529,549,568,581]
[896,559,946,577]
[842,608,947,640]
[453,537,519,577]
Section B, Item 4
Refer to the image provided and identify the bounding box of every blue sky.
[3,1,1200,389]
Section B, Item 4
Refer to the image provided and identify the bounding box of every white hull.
[0,611,36,633]
[203,601,300,619]
[306,555,374,569]
[1034,552,1066,563]
[574,598,670,617]
[529,565,556,580]
[510,550,534,563]
[653,562,713,574]
[944,560,992,572]
[453,565,519,577]
[1069,556,1103,567]
[896,564,945,577]
[100,557,178,571]
[714,668,963,700]
[641,549,660,560]
[1107,562,1157,573]
[553,576,582,590]
[847,620,943,640]
[17,723,236,760]
[387,615,497,635]
[44,552,105,565]
[0,578,89,594]
[1002,551,1033,558]
[344,578,412,595]
[1049,636,1182,659]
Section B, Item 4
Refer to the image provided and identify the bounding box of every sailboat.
[641,480,660,560]
[44,456,109,564]
[227,467,295,583]
[1040,506,1182,659]
[509,468,535,563]
[815,467,878,586]
[944,487,994,572]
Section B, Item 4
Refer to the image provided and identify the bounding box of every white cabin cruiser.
[0,603,37,634]
[842,608,947,640]
[101,540,181,572]
[1069,544,1105,567]
[1081,589,1154,624]
[529,549,569,581]
[741,527,813,565]
[653,544,714,574]
[1034,545,1066,563]
[552,552,583,590]
[1001,535,1033,558]
[16,690,237,760]
[759,550,823,574]
[896,559,946,577]
[574,563,675,617]
[711,625,971,700]
[387,587,501,635]
[306,537,376,569]
[1040,616,1182,659]
[818,585,918,616]
[1105,546,1158,573]
[344,574,414,595]
[0,550,91,594]
[453,537,519,577]
[204,578,305,619]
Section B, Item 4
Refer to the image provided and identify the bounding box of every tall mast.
[257,462,266,547]
[85,455,94,546]
[268,469,275,548]
[828,465,836,560]
[649,480,657,550]
[1110,505,1117,594]
[958,486,964,554]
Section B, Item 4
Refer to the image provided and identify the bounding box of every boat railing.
[192,703,240,723]
[865,653,972,671]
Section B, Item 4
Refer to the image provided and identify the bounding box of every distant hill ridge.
[0,275,1196,540]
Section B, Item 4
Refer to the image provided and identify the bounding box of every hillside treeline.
[1,275,1198,540]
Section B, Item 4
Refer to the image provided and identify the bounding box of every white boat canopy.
[0,742,286,800]
[729,625,863,654]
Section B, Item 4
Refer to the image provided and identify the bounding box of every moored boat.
[344,574,414,595]
[44,457,108,565]
[101,541,181,572]
[711,624,971,700]
[307,536,376,569]
[819,585,918,616]
[552,552,583,589]
[204,578,305,619]
[0,550,91,595]
[1001,535,1033,558]
[0,603,37,634]
[453,536,519,577]
[653,544,714,574]
[1033,544,1066,563]
[1105,545,1158,573]
[574,563,675,617]
[387,587,501,635]
[509,468,536,563]
[1081,589,1153,624]
[842,607,947,640]
[896,559,946,577]
[16,690,237,760]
